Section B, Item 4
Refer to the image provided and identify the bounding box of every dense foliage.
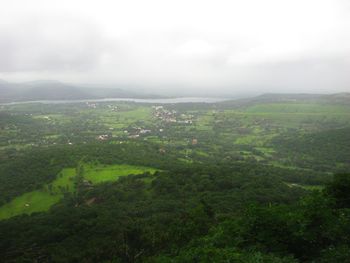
[0,142,173,205]
[273,127,350,171]
[0,168,349,262]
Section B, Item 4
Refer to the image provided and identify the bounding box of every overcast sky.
[0,0,349,94]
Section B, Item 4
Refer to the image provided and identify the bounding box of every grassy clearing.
[195,113,213,131]
[244,103,350,114]
[0,191,62,220]
[99,106,153,132]
[84,164,157,184]
[178,158,193,164]
[120,107,152,120]
[49,168,76,193]
[0,168,76,220]
[254,147,276,158]
[234,133,277,146]
[0,164,157,220]
[286,183,324,191]
[226,104,350,130]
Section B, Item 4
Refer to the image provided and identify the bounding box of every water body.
[0,97,231,105]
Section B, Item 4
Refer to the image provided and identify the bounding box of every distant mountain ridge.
[0,79,161,103]
[1,79,349,104]
[254,92,350,104]
[218,92,350,109]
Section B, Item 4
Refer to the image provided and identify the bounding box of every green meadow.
[83,164,157,184]
[0,164,157,220]
[0,168,75,220]
[243,103,350,114]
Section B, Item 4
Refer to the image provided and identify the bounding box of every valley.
[1,93,350,262]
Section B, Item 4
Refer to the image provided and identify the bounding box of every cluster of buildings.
[125,127,152,139]
[107,105,118,111]
[91,105,195,142]
[152,106,193,124]
[86,102,119,111]
[97,134,109,141]
[178,114,194,124]
[152,106,177,123]
[86,102,98,109]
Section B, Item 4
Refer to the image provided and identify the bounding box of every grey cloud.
[0,0,349,94]
[0,17,109,72]
[225,56,350,93]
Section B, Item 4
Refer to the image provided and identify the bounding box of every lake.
[0,97,231,105]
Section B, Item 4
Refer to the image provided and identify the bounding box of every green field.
[0,168,75,220]
[244,103,350,114]
[286,183,324,191]
[83,164,157,184]
[0,164,157,220]
[99,106,153,129]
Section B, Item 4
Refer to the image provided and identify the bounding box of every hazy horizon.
[1,0,349,95]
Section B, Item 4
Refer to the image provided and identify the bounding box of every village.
[94,105,197,145]
[152,105,194,124]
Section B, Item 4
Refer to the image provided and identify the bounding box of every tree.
[325,173,350,208]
